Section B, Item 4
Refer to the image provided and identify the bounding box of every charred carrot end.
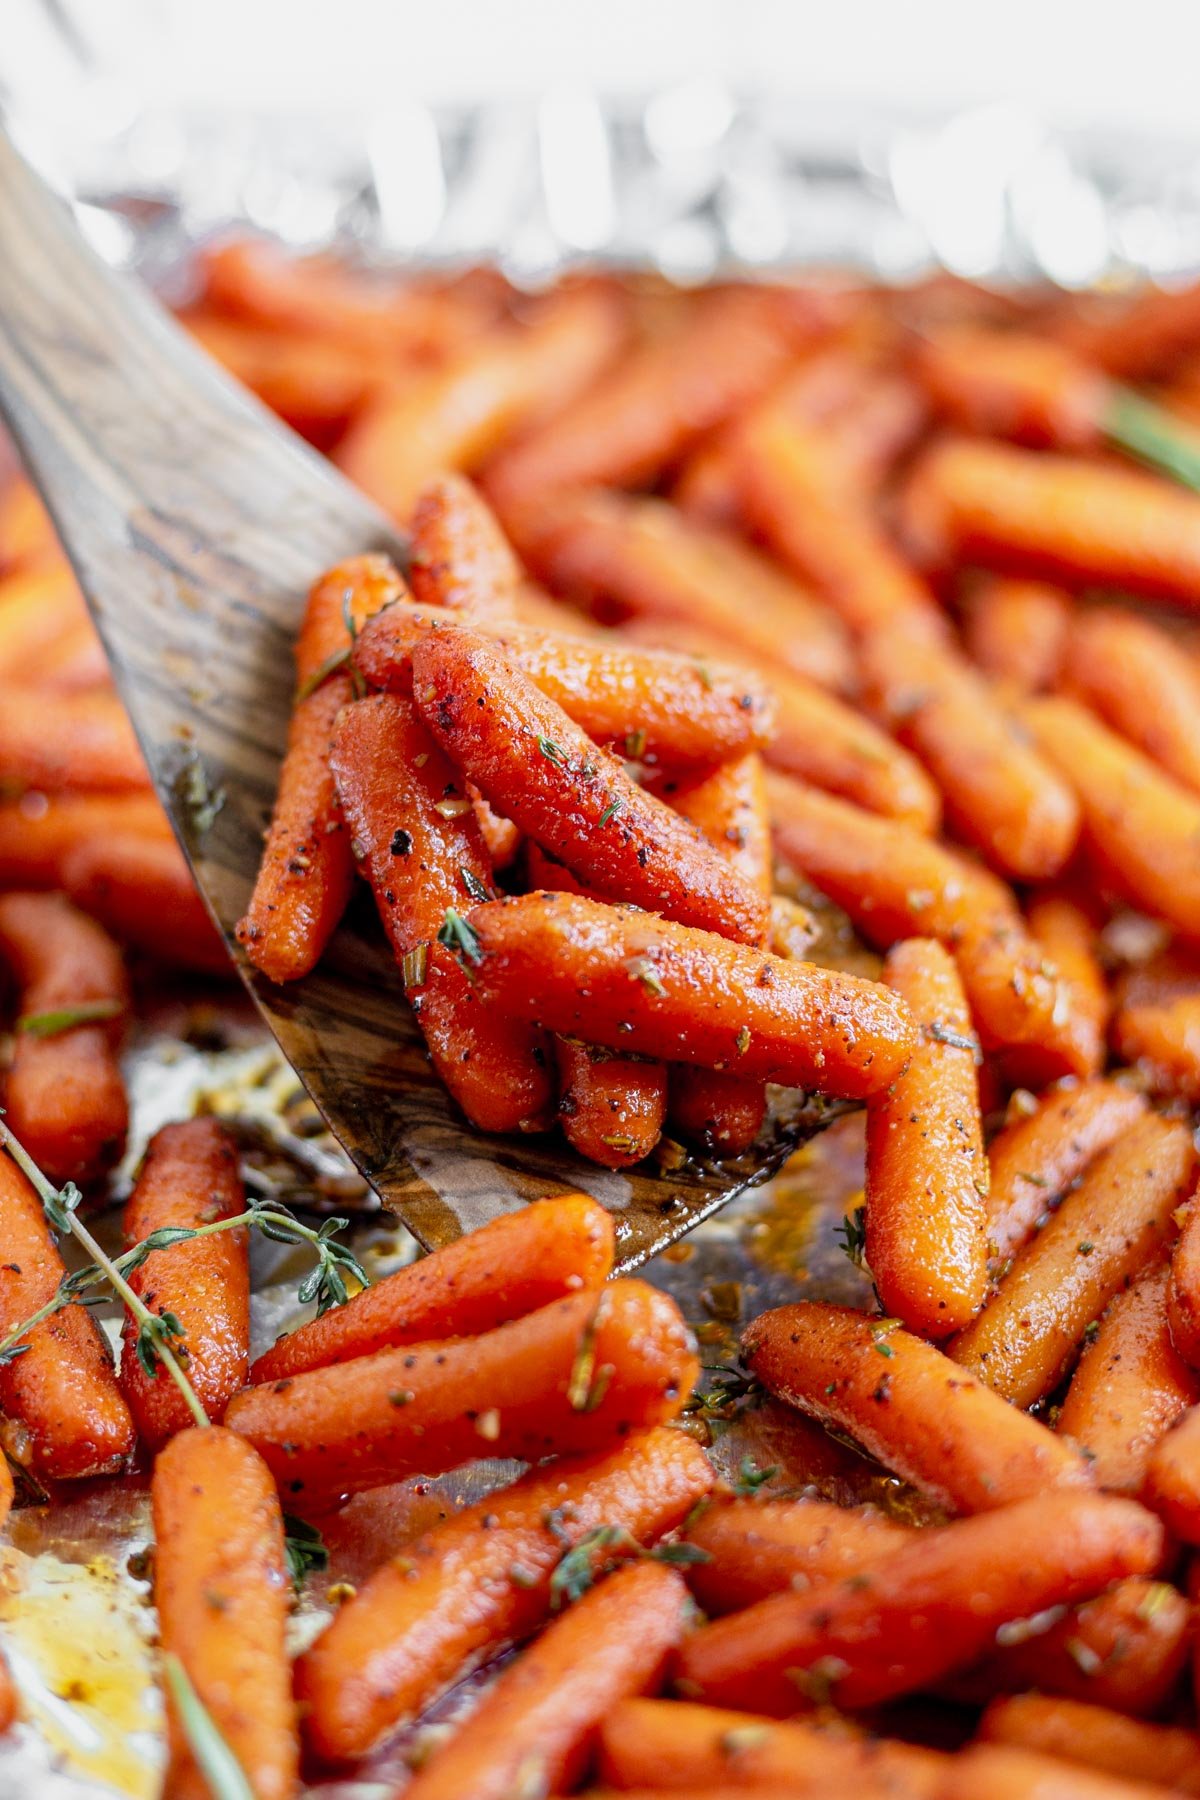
[152,1426,297,1800]
[409,473,520,619]
[683,1495,912,1616]
[227,1280,698,1509]
[468,892,917,1102]
[251,1193,614,1383]
[556,1038,667,1169]
[978,1693,1200,1793]
[962,576,1072,695]
[61,829,229,975]
[866,938,988,1337]
[119,1119,249,1450]
[295,1427,713,1761]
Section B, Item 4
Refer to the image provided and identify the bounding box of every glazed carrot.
[295,1426,713,1760]
[937,1742,1178,1800]
[949,1113,1195,1407]
[227,1280,697,1508]
[1012,888,1109,1086]
[185,309,382,446]
[235,552,406,983]
[0,688,147,793]
[337,285,626,520]
[1064,607,1200,795]
[468,893,917,1101]
[412,629,769,942]
[1169,1193,1200,1370]
[674,1492,1163,1715]
[0,792,166,887]
[684,1496,913,1615]
[1143,1403,1200,1541]
[904,439,1200,606]
[597,1699,946,1798]
[408,472,520,619]
[0,1148,134,1479]
[28,618,109,694]
[354,601,777,772]
[0,562,87,682]
[60,829,229,975]
[1112,949,1200,1102]
[1055,1263,1200,1492]
[405,1562,688,1800]
[0,892,129,1186]
[119,1120,249,1450]
[985,1079,1148,1269]
[914,326,1106,448]
[962,577,1072,694]
[153,1426,296,1800]
[252,1193,613,1383]
[859,628,1080,880]
[329,692,553,1135]
[742,1303,1090,1515]
[978,1694,1200,1793]
[1059,279,1200,379]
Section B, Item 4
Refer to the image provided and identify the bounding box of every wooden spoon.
[0,133,844,1265]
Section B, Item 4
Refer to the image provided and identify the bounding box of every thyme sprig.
[548,1523,709,1608]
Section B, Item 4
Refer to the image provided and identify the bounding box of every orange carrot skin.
[914,326,1106,448]
[1059,278,1200,379]
[411,628,768,943]
[0,687,148,793]
[1013,887,1110,1085]
[60,829,230,975]
[1112,950,1200,1104]
[0,792,168,887]
[986,1080,1148,1268]
[295,1426,713,1761]
[119,1119,249,1450]
[405,1562,687,1800]
[0,891,129,1185]
[1065,607,1200,796]
[0,1152,133,1479]
[153,1426,297,1800]
[251,1192,613,1383]
[29,617,109,695]
[555,1037,667,1168]
[329,692,554,1135]
[408,471,520,619]
[468,892,917,1101]
[743,1303,1090,1515]
[978,1694,1200,1794]
[951,1114,1195,1407]
[684,1496,912,1615]
[227,1280,697,1509]
[866,939,988,1337]
[0,564,88,683]
[963,577,1071,694]
[1143,1404,1200,1542]
[1169,1196,1200,1370]
[938,1741,1178,1800]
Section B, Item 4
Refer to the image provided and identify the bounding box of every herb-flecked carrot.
[252,1193,613,1382]
[1112,949,1200,1103]
[674,1492,1163,1716]
[962,577,1071,694]
[152,1426,296,1800]
[1168,1193,1200,1371]
[0,688,148,792]
[1064,607,1200,795]
[405,1561,688,1800]
[683,1496,913,1615]
[294,1426,713,1761]
[0,891,129,1185]
[949,1113,1195,1407]
[0,1148,134,1478]
[61,829,229,975]
[411,628,769,942]
[236,553,406,983]
[329,692,554,1135]
[467,892,917,1101]
[741,1302,1090,1515]
[914,326,1107,448]
[408,472,520,620]
[119,1119,249,1450]
[226,1279,697,1509]
[978,1694,1200,1794]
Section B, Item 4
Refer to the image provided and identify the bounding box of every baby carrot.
[226,1280,697,1509]
[742,1302,1090,1515]
[408,472,520,619]
[684,1496,912,1615]
[949,1113,1195,1407]
[1112,949,1200,1103]
[467,892,917,1101]
[939,1742,1178,1800]
[1012,887,1110,1087]
[61,829,229,975]
[0,479,55,571]
[404,1562,688,1800]
[0,792,165,887]
[329,692,554,1136]
[411,628,768,943]
[978,1694,1200,1794]
[186,308,383,446]
[0,891,129,1186]
[914,325,1107,448]
[865,938,988,1337]
[0,1148,134,1479]
[1064,607,1200,796]
[119,1119,249,1450]
[0,562,87,683]
[236,552,406,983]
[152,1426,296,1800]
[28,618,109,695]
[1059,279,1200,379]
[674,1492,1163,1715]
[1143,1404,1200,1542]
[1168,1193,1200,1370]
[252,1193,613,1383]
[985,1079,1148,1269]
[962,577,1071,694]
[295,1426,713,1760]
[0,688,148,793]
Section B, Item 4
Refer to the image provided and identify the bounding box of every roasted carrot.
[329,692,554,1135]
[914,326,1107,449]
[937,1741,1177,1800]
[226,1280,697,1508]
[119,1119,249,1450]
[985,1079,1148,1269]
[741,1302,1090,1515]
[252,1193,612,1383]
[0,792,166,887]
[684,1496,912,1615]
[0,688,147,793]
[674,1492,1163,1715]
[236,553,406,983]
[468,892,917,1101]
[949,1113,1195,1407]
[0,891,129,1186]
[152,1426,296,1800]
[1058,279,1200,379]
[1143,1403,1200,1542]
[962,577,1072,694]
[0,562,87,682]
[408,471,520,619]
[411,628,768,942]
[0,1147,134,1479]
[28,618,109,695]
[0,479,55,571]
[60,829,229,975]
[978,1693,1200,1792]
[295,1426,713,1760]
[185,308,383,445]
[1064,607,1200,795]
[1112,949,1200,1103]
[1011,887,1110,1086]
[405,1562,688,1800]
[1168,1193,1200,1371]
[865,938,988,1337]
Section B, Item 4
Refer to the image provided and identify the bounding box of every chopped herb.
[719,1724,771,1757]
[437,908,483,969]
[1135,1582,1175,1622]
[1082,1320,1101,1343]
[295,645,351,703]
[1065,1636,1103,1677]
[735,1025,751,1056]
[624,728,647,758]
[548,1523,709,1608]
[786,1655,850,1706]
[161,1654,255,1800]
[625,955,665,997]
[598,798,622,828]
[733,1457,779,1496]
[834,1204,867,1269]
[508,1564,539,1589]
[1017,1170,1049,1188]
[1078,1242,1095,1256]
[459,868,491,904]
[694,662,714,692]
[18,1000,123,1038]
[566,1299,605,1411]
[401,942,429,988]
[537,736,565,764]
[178,756,225,838]
[282,1516,328,1591]
[927,1021,980,1055]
